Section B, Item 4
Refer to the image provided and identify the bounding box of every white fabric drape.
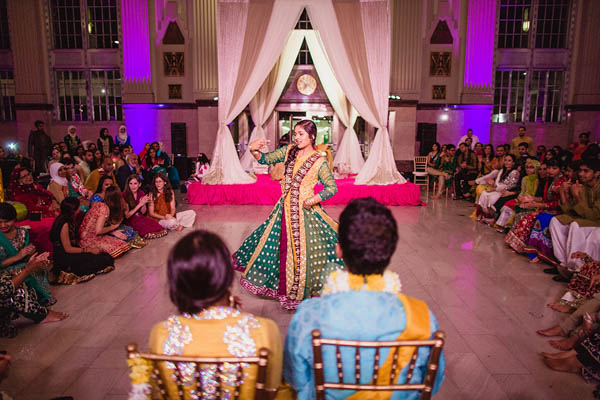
[203,0,304,185]
[304,30,364,173]
[240,30,304,171]
[306,0,404,184]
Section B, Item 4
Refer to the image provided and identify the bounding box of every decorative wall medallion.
[432,85,446,100]
[296,74,317,96]
[430,52,451,76]
[168,84,182,99]
[164,52,185,76]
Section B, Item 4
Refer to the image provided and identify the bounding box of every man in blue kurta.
[283,198,445,399]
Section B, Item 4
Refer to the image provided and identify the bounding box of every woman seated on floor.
[504,158,566,254]
[474,154,520,224]
[0,251,67,338]
[123,175,167,240]
[50,197,115,285]
[148,173,195,231]
[0,203,54,305]
[145,230,284,398]
[540,328,600,397]
[79,186,132,259]
[544,252,600,314]
[90,175,115,204]
[495,159,542,230]
[47,162,71,204]
[6,167,59,218]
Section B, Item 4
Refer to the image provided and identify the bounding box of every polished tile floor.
[0,198,595,399]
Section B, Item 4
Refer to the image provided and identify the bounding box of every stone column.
[7,0,53,148]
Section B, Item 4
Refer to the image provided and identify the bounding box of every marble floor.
[0,198,595,399]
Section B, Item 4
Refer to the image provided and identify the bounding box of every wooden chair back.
[126,343,271,400]
[311,330,445,400]
[414,156,428,172]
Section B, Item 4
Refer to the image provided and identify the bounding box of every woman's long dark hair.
[500,154,518,181]
[50,197,81,245]
[167,230,233,314]
[284,119,318,171]
[151,173,173,204]
[99,128,109,139]
[95,175,114,194]
[123,174,142,210]
[103,186,124,225]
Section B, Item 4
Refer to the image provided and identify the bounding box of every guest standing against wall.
[28,120,52,176]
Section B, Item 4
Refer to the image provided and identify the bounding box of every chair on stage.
[413,156,429,198]
[311,329,445,400]
[125,343,273,400]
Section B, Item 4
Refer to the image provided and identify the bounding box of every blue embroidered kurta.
[283,291,445,400]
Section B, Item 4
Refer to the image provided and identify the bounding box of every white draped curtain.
[306,0,404,184]
[203,0,304,185]
[240,30,305,172]
[303,30,364,174]
[205,0,401,185]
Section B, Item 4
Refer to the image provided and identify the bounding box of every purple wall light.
[464,0,496,89]
[121,0,152,83]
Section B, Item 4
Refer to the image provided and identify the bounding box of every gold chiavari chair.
[126,343,272,400]
[413,156,429,198]
[311,330,445,400]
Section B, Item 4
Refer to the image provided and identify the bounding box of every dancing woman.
[233,120,344,310]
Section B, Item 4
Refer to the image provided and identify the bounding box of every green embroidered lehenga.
[233,146,344,309]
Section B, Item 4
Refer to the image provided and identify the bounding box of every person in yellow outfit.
[510,126,536,157]
[283,198,445,399]
[146,230,289,399]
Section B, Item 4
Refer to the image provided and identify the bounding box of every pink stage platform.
[187,174,423,206]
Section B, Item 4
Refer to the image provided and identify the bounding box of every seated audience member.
[78,149,95,181]
[550,158,600,277]
[478,144,498,176]
[283,198,445,400]
[475,154,520,224]
[573,132,591,162]
[431,145,456,199]
[84,155,118,192]
[505,159,565,254]
[465,137,474,151]
[79,187,132,258]
[544,149,557,163]
[139,142,150,161]
[123,175,167,240]
[93,148,103,168]
[0,250,67,337]
[116,144,133,170]
[47,162,70,204]
[582,143,600,162]
[90,175,115,204]
[496,159,541,229]
[146,230,284,398]
[110,143,121,166]
[473,142,484,157]
[0,203,53,305]
[61,157,90,204]
[142,146,165,174]
[50,197,114,285]
[454,142,478,200]
[184,153,210,188]
[426,142,442,172]
[6,167,59,218]
[148,173,195,231]
[539,330,600,392]
[48,147,62,168]
[496,145,507,167]
[115,125,130,146]
[537,145,547,161]
[58,142,69,156]
[546,251,600,314]
[87,142,97,152]
[73,145,85,164]
[116,153,142,191]
[517,142,532,167]
[152,141,181,189]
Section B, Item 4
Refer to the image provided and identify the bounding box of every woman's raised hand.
[249,139,270,152]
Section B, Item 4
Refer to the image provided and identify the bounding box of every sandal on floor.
[553,275,570,283]
[98,266,115,274]
[544,268,560,275]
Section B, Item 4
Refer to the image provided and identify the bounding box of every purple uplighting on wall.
[123,104,160,152]
[121,0,152,83]
[464,0,496,89]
